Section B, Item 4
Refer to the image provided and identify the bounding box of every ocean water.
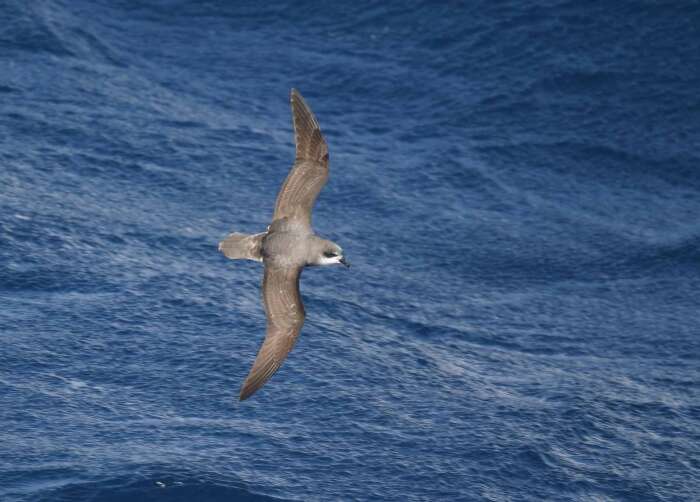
[1,1,699,500]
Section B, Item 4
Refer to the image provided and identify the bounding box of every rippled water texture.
[1,1,699,500]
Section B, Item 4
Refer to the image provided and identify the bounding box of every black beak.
[339,256,350,268]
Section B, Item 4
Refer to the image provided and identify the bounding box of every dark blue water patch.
[0,4,73,58]
[23,470,288,502]
[0,266,100,293]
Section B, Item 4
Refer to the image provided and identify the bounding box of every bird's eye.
[324,251,337,258]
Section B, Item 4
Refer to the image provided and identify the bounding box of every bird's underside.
[219,89,332,401]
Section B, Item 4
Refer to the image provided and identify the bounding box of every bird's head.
[314,241,349,267]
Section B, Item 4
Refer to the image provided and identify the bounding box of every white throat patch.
[318,255,343,266]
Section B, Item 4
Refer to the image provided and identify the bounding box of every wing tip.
[238,351,287,401]
[238,374,267,401]
[239,387,253,401]
[289,88,327,163]
[290,88,310,116]
[290,88,303,109]
[239,375,259,400]
[238,363,274,402]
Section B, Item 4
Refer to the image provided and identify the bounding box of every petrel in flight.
[219,89,349,401]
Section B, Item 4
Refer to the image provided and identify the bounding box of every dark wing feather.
[272,89,329,228]
[239,265,305,400]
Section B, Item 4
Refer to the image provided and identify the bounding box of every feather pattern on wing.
[239,265,305,400]
[272,89,329,228]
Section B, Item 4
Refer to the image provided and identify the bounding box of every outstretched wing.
[239,264,305,400]
[272,89,329,229]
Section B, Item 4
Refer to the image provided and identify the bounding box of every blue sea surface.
[1,1,700,500]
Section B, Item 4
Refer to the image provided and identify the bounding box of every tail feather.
[218,232,265,262]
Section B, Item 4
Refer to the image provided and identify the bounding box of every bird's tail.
[218,232,265,262]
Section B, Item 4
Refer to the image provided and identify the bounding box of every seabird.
[219,89,349,401]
